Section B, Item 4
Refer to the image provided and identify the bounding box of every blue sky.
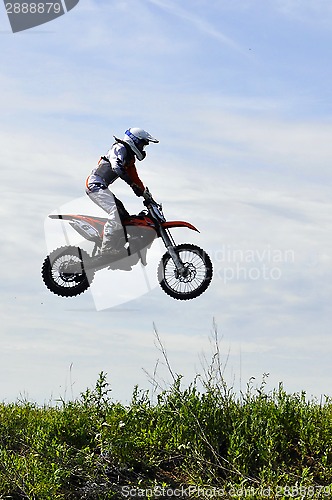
[1,0,332,403]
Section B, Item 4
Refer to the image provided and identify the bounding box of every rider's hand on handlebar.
[143,187,153,202]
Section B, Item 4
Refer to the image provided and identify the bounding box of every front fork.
[159,226,185,274]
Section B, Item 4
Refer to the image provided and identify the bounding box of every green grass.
[1,333,332,499]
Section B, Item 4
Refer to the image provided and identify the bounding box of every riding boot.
[101,229,124,255]
[101,231,132,271]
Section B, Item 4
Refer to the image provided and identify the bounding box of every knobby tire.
[158,243,213,300]
[41,246,94,297]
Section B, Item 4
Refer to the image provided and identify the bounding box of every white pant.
[87,188,124,247]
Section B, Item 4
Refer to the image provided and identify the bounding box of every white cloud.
[146,0,247,54]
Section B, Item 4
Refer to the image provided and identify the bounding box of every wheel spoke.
[163,248,208,296]
[51,255,84,288]
[42,246,94,298]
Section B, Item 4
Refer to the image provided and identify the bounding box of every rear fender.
[48,214,107,224]
[48,214,105,241]
[161,221,199,232]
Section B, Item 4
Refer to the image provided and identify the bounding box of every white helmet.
[123,128,159,161]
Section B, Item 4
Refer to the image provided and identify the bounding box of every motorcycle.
[41,189,213,301]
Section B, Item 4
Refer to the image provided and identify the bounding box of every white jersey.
[86,143,132,191]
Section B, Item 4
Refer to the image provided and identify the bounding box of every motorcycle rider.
[86,128,159,256]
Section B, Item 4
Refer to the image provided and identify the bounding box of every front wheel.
[41,246,94,297]
[158,243,213,300]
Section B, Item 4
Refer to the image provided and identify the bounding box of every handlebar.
[142,187,165,222]
[143,187,155,204]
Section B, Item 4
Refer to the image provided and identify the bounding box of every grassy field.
[1,332,332,499]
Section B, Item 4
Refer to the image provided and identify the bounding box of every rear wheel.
[41,246,94,297]
[158,243,213,300]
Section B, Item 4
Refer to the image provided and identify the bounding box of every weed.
[0,326,332,498]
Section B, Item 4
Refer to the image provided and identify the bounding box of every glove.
[143,188,151,201]
[131,183,144,197]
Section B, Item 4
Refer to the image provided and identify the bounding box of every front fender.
[161,221,200,232]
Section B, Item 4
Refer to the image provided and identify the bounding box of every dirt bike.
[41,189,213,300]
